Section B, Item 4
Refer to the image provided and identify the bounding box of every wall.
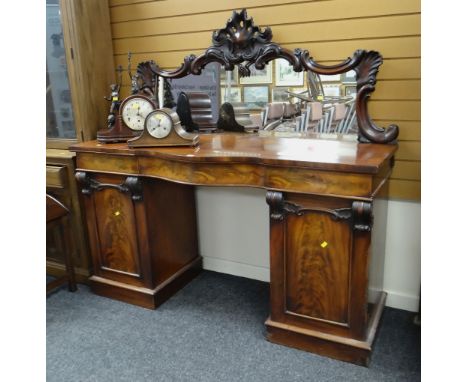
[108,0,421,311]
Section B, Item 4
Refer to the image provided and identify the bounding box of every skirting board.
[202,256,270,282]
[368,287,419,312]
[380,289,420,312]
[203,257,420,312]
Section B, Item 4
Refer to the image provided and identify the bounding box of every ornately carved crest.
[147,9,398,144]
[210,9,274,76]
[212,9,272,55]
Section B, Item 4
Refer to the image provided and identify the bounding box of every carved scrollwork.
[354,51,399,144]
[123,177,143,201]
[266,191,353,222]
[266,191,286,221]
[134,61,159,104]
[213,9,272,51]
[351,201,373,232]
[75,172,143,201]
[146,8,398,144]
[212,9,273,64]
[266,192,373,232]
[300,49,365,75]
[150,9,301,78]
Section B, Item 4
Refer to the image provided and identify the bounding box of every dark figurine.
[216,103,245,132]
[104,66,123,128]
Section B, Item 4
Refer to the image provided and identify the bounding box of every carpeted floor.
[47,271,420,381]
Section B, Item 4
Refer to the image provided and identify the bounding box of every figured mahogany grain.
[286,213,350,324]
[72,134,396,198]
[71,133,396,174]
[77,152,139,175]
[72,132,394,364]
[93,181,140,276]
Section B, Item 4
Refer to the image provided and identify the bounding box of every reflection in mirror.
[161,59,357,136]
[147,9,396,143]
[219,60,357,136]
[164,62,221,122]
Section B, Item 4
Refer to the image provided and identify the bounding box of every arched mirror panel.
[131,9,398,144]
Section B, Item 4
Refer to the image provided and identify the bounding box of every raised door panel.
[285,213,351,325]
[93,187,140,276]
[77,172,151,287]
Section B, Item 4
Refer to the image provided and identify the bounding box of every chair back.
[176,92,216,132]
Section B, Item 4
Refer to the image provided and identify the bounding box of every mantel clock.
[128,108,199,148]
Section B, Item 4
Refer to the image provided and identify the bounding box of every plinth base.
[265,292,387,366]
[89,256,202,309]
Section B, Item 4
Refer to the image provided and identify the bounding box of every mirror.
[160,60,358,137]
[148,8,398,144]
[218,60,358,136]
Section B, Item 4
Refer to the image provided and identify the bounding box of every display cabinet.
[46,0,115,282]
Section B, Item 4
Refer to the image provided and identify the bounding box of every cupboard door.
[285,212,351,324]
[268,191,373,336]
[93,186,141,276]
[76,172,152,288]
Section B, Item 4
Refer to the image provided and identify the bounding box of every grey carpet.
[47,271,420,381]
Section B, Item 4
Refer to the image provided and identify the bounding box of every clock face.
[121,97,155,131]
[146,112,172,139]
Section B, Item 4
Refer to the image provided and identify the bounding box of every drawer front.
[46,165,68,188]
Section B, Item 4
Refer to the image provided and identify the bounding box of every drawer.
[46,165,68,188]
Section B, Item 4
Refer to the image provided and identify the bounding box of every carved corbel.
[266,191,286,221]
[75,172,143,201]
[351,201,373,231]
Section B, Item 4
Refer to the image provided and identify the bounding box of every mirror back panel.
[137,9,398,144]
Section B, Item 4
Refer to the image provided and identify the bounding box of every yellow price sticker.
[112,96,118,101]
[320,241,328,248]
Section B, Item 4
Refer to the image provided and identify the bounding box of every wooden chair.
[302,101,323,131]
[335,102,357,134]
[262,103,283,131]
[46,194,77,294]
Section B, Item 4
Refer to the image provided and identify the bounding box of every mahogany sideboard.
[70,132,396,366]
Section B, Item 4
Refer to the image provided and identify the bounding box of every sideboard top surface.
[70,133,396,174]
